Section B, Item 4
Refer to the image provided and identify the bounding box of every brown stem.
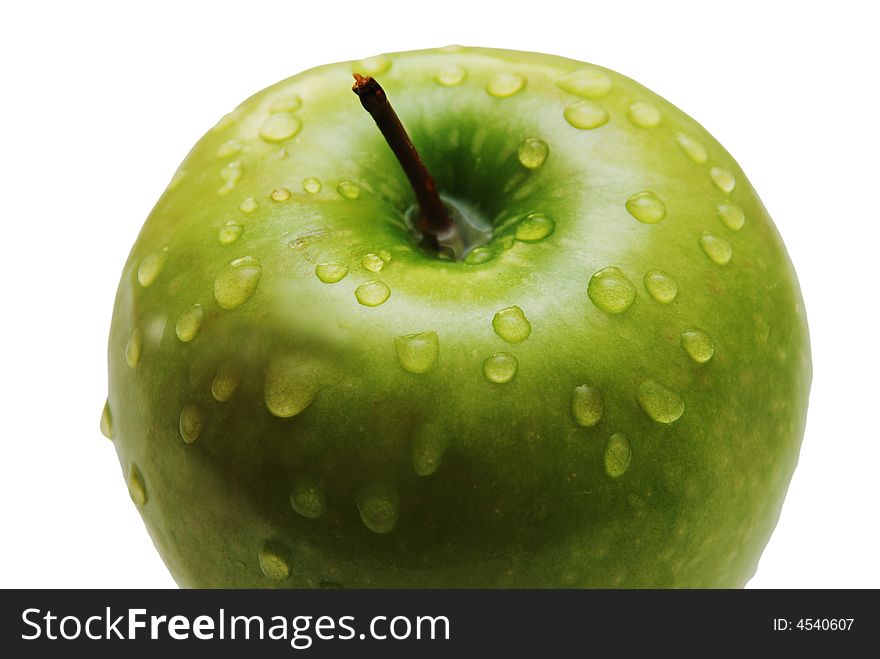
[352,73,452,238]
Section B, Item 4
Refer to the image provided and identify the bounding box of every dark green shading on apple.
[103,46,811,588]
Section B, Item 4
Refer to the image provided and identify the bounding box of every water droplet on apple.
[515,214,555,242]
[264,357,317,418]
[218,220,243,245]
[315,262,349,283]
[588,267,636,313]
[395,331,439,374]
[437,64,466,86]
[625,191,666,224]
[627,102,661,127]
[179,404,203,444]
[218,161,243,195]
[259,112,302,142]
[464,246,496,265]
[571,385,603,427]
[555,67,612,98]
[637,380,685,424]
[709,166,736,194]
[482,352,518,383]
[216,139,243,158]
[337,180,361,200]
[356,54,391,76]
[362,253,385,273]
[127,464,147,507]
[289,473,327,519]
[492,306,532,343]
[354,280,390,307]
[717,201,745,231]
[681,328,715,364]
[125,327,143,368]
[675,133,708,164]
[356,481,399,534]
[604,433,632,478]
[303,177,322,194]
[239,197,259,213]
[271,187,291,202]
[137,248,169,287]
[643,270,679,304]
[517,138,549,169]
[487,71,526,98]
[100,399,113,439]
[563,101,609,130]
[258,542,291,580]
[211,364,242,402]
[214,256,262,309]
[699,233,732,265]
[269,93,302,113]
[412,423,448,476]
[175,304,204,342]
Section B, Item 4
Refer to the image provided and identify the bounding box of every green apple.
[103,46,811,588]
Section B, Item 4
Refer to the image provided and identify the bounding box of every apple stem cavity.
[353,73,479,259]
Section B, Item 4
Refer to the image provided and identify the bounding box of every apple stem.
[352,74,453,242]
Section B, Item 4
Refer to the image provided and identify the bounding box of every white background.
[1,0,877,589]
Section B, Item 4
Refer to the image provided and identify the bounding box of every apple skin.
[105,46,811,587]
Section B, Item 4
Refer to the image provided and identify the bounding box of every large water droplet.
[555,67,612,98]
[127,465,147,507]
[717,202,745,231]
[517,138,549,169]
[482,352,518,383]
[395,331,439,374]
[487,71,526,98]
[492,306,531,343]
[604,433,632,478]
[269,93,302,113]
[239,197,259,213]
[271,187,291,202]
[627,102,661,127]
[355,280,390,307]
[264,356,317,419]
[100,399,113,439]
[465,246,496,265]
[709,167,736,193]
[681,328,715,363]
[412,423,448,476]
[362,253,385,273]
[588,267,636,313]
[563,101,609,130]
[179,404,203,444]
[571,384,603,427]
[258,542,291,581]
[515,214,555,242]
[211,364,242,402]
[626,191,666,224]
[125,328,143,368]
[337,180,361,199]
[216,139,243,158]
[437,64,466,86]
[643,270,678,304]
[175,304,204,342]
[675,133,708,164]
[137,248,169,287]
[315,262,349,283]
[218,220,243,245]
[638,380,685,424]
[214,256,262,309]
[699,233,733,265]
[356,54,391,75]
[259,113,302,142]
[289,474,327,519]
[303,177,322,194]
[356,481,400,534]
